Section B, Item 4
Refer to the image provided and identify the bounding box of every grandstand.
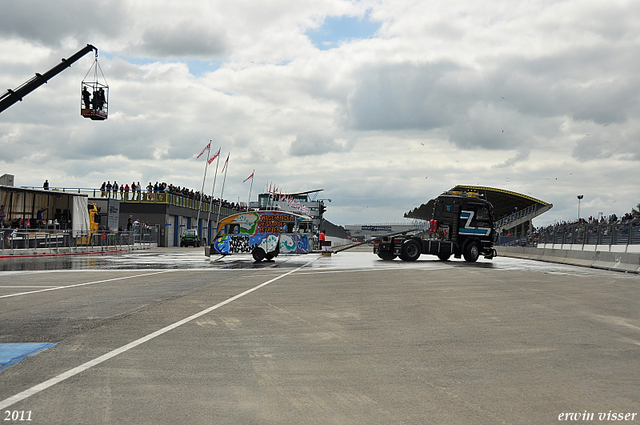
[404,184,553,236]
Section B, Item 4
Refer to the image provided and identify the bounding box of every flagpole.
[247,170,254,211]
[214,154,230,238]
[196,141,211,236]
[206,148,221,244]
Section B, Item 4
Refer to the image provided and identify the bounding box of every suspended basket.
[81,52,109,121]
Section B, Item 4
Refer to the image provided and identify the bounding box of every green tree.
[632,203,640,218]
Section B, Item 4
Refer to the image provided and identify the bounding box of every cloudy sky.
[1,0,639,226]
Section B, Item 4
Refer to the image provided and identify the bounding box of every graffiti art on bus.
[212,211,312,256]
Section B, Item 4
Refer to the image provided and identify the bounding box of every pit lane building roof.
[404,185,552,232]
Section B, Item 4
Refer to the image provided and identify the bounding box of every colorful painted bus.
[211,211,314,261]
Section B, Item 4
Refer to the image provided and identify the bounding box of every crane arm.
[0,44,97,114]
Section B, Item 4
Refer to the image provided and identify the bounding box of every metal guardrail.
[1,226,159,255]
[498,220,640,247]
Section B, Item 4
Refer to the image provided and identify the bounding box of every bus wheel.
[377,251,396,261]
[401,240,420,261]
[252,248,266,262]
[463,241,480,262]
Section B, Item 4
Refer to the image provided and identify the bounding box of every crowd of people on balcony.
[98,180,247,212]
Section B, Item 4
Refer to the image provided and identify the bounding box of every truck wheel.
[401,240,421,261]
[377,251,396,261]
[463,241,480,262]
[252,248,266,262]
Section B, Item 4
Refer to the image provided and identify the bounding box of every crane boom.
[0,44,97,114]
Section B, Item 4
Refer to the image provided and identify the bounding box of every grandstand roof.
[405,185,552,222]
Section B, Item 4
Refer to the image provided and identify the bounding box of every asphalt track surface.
[1,247,639,424]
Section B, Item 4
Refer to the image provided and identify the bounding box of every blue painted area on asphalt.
[0,343,57,371]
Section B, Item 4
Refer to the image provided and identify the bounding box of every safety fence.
[1,225,159,255]
[498,220,640,247]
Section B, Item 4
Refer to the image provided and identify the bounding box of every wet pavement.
[1,246,640,424]
[2,246,637,280]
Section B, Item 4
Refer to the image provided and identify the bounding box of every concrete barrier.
[592,251,640,273]
[496,246,640,274]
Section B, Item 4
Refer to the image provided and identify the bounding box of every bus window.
[298,221,312,234]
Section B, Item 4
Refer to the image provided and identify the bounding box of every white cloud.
[1,0,640,226]
[289,134,345,156]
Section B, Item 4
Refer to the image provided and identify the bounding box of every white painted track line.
[0,271,175,299]
[0,257,316,410]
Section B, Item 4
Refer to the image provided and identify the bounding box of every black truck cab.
[374,191,497,262]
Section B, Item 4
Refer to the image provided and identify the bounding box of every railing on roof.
[495,204,538,229]
[19,187,243,216]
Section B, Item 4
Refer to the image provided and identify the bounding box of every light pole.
[577,195,583,220]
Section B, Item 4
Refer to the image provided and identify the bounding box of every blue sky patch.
[306,12,381,50]
[185,60,223,77]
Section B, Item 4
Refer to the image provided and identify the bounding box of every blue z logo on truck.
[459,211,491,236]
